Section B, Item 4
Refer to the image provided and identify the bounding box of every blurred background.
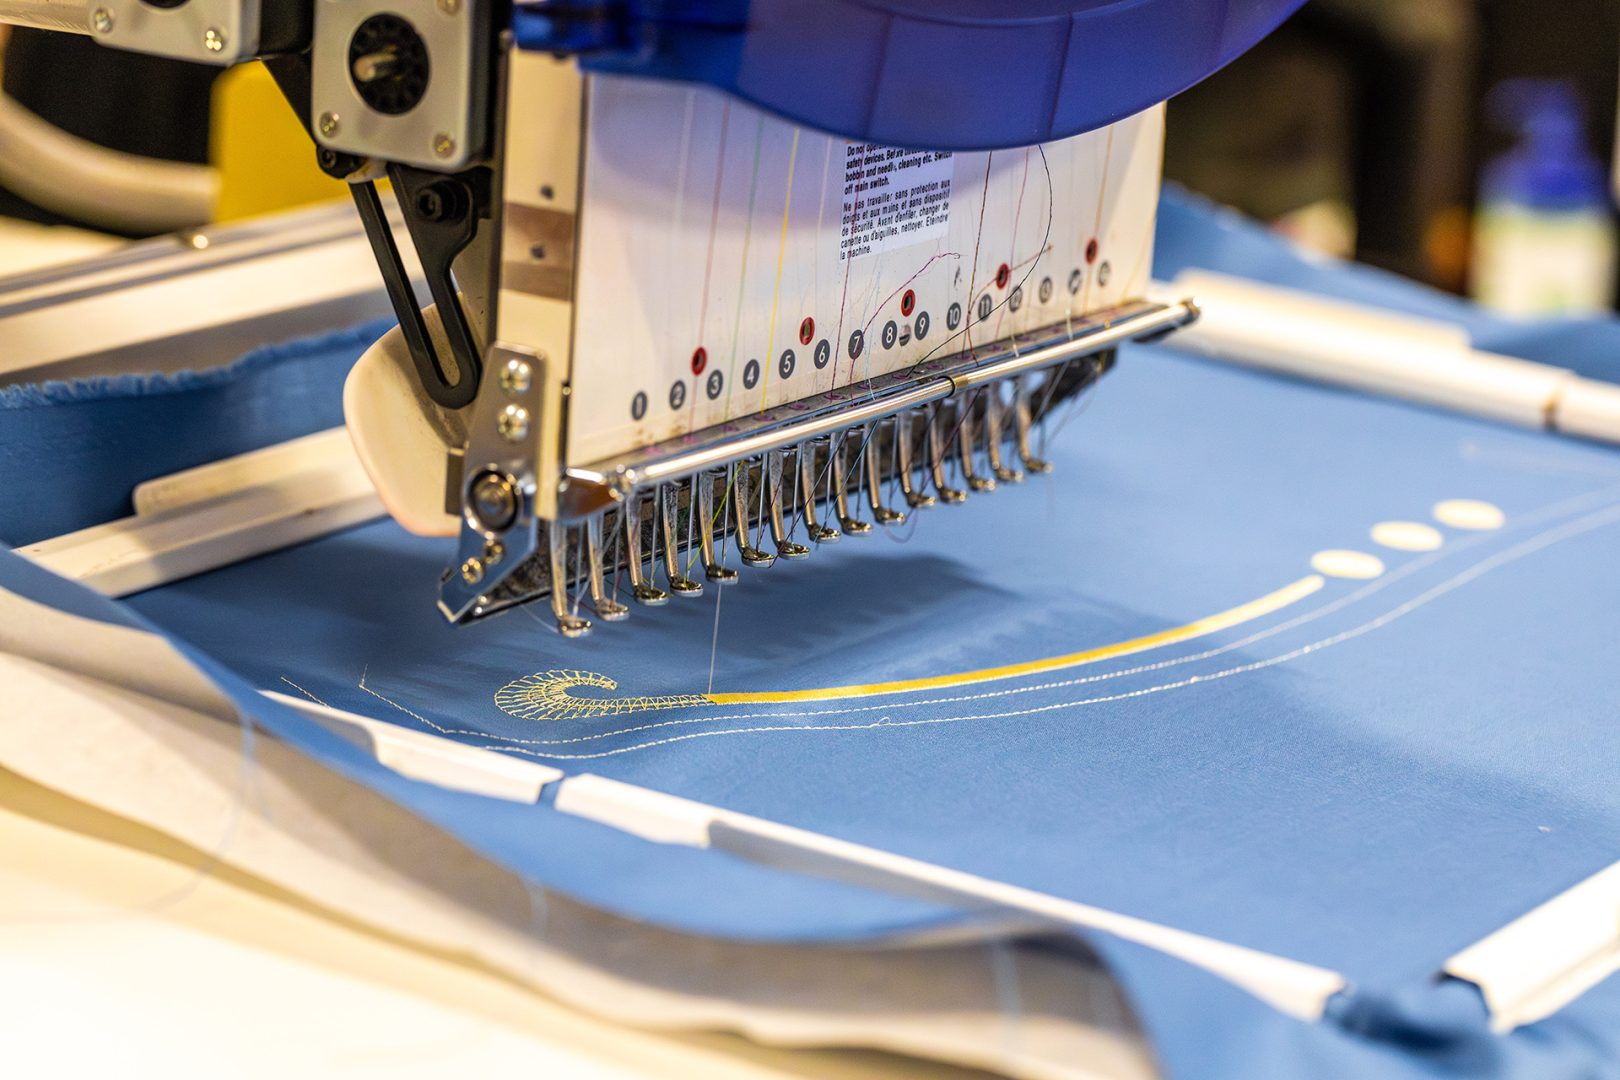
[1165,0,1620,315]
[1,0,1618,314]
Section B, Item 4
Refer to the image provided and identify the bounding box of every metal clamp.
[438,344,545,621]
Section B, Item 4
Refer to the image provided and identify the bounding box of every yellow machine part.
[210,60,348,221]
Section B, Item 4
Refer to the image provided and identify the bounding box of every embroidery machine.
[0,0,1306,636]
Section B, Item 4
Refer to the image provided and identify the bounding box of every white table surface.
[0,767,988,1079]
[0,218,990,1079]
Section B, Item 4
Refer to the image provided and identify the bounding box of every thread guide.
[444,299,1196,633]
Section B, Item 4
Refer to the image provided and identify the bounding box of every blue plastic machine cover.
[513,0,1310,150]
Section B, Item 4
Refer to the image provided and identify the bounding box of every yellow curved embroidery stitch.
[494,575,1325,721]
[709,574,1325,703]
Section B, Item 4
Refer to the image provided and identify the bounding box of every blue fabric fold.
[9,191,1620,1077]
[0,545,963,942]
[1089,934,1620,1080]
[19,537,1620,1080]
[0,317,394,546]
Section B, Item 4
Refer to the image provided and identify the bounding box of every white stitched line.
[474,500,1620,759]
[361,486,1620,748]
[354,673,476,741]
[1460,442,1620,478]
[278,675,330,708]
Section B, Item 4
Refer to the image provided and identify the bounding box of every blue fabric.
[0,318,394,546]
[11,190,1620,1076]
[1088,935,1620,1079]
[122,342,1620,988]
[0,545,959,941]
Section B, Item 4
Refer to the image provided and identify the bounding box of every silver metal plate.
[91,0,258,64]
[311,0,481,170]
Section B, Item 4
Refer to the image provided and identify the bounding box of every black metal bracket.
[346,164,493,410]
[346,166,490,410]
[265,50,493,410]
[389,163,492,407]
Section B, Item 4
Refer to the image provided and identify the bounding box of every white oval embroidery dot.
[1433,499,1505,531]
[1311,549,1387,579]
[1370,521,1444,552]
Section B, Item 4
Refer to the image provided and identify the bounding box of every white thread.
[1460,441,1620,477]
[317,486,1620,753]
[278,675,330,707]
[473,501,1620,759]
[706,583,723,695]
[361,488,1620,749]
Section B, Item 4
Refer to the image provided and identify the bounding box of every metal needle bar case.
[0,0,1303,635]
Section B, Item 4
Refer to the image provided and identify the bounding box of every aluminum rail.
[563,298,1199,509]
[0,0,89,33]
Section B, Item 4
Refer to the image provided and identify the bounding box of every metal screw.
[433,133,456,159]
[90,7,112,33]
[318,112,340,138]
[498,358,532,396]
[415,187,446,221]
[482,539,505,565]
[497,404,530,443]
[203,27,226,52]
[469,472,520,533]
[436,0,460,13]
[460,558,485,585]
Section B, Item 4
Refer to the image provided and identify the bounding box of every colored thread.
[757,127,802,411]
[722,115,767,417]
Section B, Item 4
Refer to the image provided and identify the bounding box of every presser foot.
[456,360,1099,632]
[437,299,1201,629]
[449,364,1103,630]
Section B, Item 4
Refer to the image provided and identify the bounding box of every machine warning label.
[840,145,952,261]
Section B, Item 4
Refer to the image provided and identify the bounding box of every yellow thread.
[494,575,1324,722]
[706,575,1324,703]
[757,127,802,411]
[1080,124,1114,313]
[496,669,708,722]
